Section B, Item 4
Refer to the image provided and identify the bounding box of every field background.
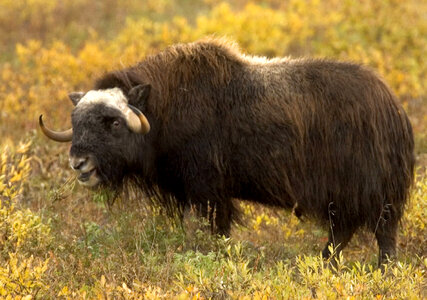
[0,0,426,298]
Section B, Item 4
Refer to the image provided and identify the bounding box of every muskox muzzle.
[69,154,99,187]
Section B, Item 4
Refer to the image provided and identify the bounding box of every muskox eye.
[112,120,120,127]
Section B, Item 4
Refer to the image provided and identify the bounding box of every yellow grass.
[0,0,426,298]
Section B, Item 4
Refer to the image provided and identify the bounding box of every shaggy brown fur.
[82,38,414,265]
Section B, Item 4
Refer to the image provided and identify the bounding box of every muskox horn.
[127,105,150,134]
[39,115,73,142]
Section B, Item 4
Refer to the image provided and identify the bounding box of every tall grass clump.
[0,141,51,297]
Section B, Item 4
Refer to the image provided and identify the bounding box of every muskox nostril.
[70,156,88,170]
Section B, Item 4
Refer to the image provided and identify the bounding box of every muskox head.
[39,85,151,187]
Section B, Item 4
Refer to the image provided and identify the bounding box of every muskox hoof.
[321,243,333,260]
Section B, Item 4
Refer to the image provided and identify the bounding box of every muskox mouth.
[78,168,96,182]
[77,168,100,187]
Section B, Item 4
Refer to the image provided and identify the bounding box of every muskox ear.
[68,92,85,106]
[128,84,151,104]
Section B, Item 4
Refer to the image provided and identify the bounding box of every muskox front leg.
[211,200,234,236]
[321,224,357,261]
[196,199,233,237]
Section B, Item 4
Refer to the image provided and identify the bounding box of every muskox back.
[77,39,415,265]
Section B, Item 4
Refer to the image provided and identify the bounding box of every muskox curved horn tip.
[39,114,73,142]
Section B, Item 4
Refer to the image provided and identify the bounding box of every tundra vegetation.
[0,0,426,298]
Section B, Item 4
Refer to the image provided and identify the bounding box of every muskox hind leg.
[374,217,398,268]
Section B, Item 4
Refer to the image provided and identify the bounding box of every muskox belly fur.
[42,38,415,266]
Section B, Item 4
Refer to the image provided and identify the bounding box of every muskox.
[40,38,414,266]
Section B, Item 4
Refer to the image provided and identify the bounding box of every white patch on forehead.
[76,88,129,111]
[75,88,141,132]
